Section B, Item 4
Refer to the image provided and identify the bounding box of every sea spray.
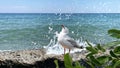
[44,25,95,55]
[44,35,89,55]
[45,40,96,55]
[0,13,118,51]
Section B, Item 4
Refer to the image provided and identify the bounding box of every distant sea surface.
[0,13,119,51]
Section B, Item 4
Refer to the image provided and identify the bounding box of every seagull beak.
[61,25,65,29]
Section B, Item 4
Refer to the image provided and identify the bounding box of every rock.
[0,48,89,68]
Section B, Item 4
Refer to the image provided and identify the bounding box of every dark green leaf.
[108,29,120,39]
[105,41,120,48]
[105,66,113,68]
[86,47,98,54]
[54,60,59,68]
[86,62,95,68]
[86,53,95,58]
[86,40,92,47]
[108,56,113,61]
[110,50,118,58]
[96,56,109,64]
[89,56,101,66]
[64,53,73,68]
[74,61,85,68]
[114,46,120,54]
[112,59,118,66]
[113,60,120,68]
[96,44,106,52]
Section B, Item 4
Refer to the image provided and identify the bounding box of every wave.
[0,13,119,51]
[44,34,95,55]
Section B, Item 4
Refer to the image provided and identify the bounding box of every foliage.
[114,46,120,54]
[54,44,120,68]
[105,41,120,48]
[64,53,73,68]
[54,29,120,68]
[86,40,106,57]
[108,29,120,39]
[86,41,120,68]
[54,60,59,68]
[54,53,85,68]
[86,41,110,68]
[85,29,120,68]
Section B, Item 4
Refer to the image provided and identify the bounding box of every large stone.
[0,49,88,68]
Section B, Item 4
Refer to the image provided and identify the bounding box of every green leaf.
[96,44,106,52]
[54,60,59,68]
[86,61,95,68]
[105,66,113,68]
[108,56,113,61]
[105,41,120,48]
[86,46,98,54]
[113,60,120,68]
[114,46,120,54]
[108,29,120,39]
[89,56,101,66]
[86,40,93,47]
[96,56,109,64]
[74,61,85,68]
[86,53,96,58]
[112,59,118,66]
[110,50,118,58]
[64,53,73,68]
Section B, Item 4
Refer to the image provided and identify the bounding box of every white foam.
[45,43,86,55]
[44,27,96,55]
[0,50,12,52]
[44,36,91,55]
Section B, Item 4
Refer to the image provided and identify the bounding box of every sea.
[0,13,119,54]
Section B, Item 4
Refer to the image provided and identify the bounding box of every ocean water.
[0,13,119,53]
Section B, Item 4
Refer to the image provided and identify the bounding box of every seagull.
[57,25,83,54]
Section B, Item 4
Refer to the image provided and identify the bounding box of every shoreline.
[0,48,88,68]
[0,47,111,68]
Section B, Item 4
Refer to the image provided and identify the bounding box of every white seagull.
[57,25,83,54]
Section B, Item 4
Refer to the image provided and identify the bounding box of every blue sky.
[0,0,120,13]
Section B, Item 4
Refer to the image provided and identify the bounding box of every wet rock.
[0,49,91,68]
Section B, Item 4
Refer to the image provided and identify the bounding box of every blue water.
[0,13,119,51]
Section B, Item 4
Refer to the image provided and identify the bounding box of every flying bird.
[57,25,83,54]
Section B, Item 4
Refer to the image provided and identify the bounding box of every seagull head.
[61,25,65,29]
[61,25,69,34]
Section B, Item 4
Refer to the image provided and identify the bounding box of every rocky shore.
[0,48,89,68]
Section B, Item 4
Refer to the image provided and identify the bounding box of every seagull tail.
[75,46,84,49]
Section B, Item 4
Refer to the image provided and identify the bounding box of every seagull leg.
[64,48,66,55]
[69,49,71,54]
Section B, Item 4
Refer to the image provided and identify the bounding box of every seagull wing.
[67,39,79,47]
[66,37,82,49]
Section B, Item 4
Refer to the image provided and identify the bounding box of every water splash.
[65,14,71,20]
[44,34,89,55]
[57,13,62,20]
[48,26,53,34]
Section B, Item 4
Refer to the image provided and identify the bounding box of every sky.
[0,0,120,13]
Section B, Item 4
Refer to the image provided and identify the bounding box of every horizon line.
[0,12,120,14]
